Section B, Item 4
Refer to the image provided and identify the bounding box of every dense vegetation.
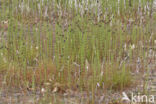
[0,0,155,103]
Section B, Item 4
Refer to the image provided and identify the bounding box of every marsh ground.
[0,0,156,104]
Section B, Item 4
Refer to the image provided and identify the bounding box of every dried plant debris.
[0,0,156,104]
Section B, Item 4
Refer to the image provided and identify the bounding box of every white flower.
[130,44,135,50]
[36,46,39,50]
[1,52,3,56]
[41,88,46,93]
[123,43,127,51]
[68,56,70,59]
[97,83,100,87]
